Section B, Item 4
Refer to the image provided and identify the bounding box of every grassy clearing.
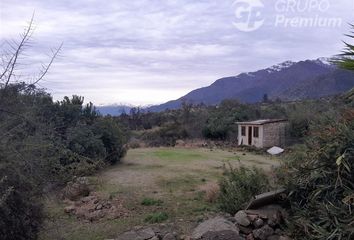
[39,147,279,240]
[151,149,205,161]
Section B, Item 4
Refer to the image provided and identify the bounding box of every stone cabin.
[236,119,288,148]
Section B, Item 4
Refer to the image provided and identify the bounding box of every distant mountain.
[96,105,133,116]
[148,58,354,112]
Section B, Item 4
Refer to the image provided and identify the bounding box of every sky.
[0,0,353,106]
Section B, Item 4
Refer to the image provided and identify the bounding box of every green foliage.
[144,212,169,223]
[0,84,128,239]
[218,165,269,214]
[283,110,354,239]
[335,24,354,71]
[203,100,260,140]
[141,123,188,147]
[141,198,163,206]
[0,165,42,240]
[92,118,127,164]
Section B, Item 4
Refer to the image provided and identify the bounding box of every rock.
[117,227,156,240]
[245,204,285,226]
[138,228,156,239]
[254,218,264,228]
[244,210,268,220]
[235,211,251,227]
[201,230,244,240]
[103,202,112,209]
[163,233,176,240]
[252,225,274,240]
[62,177,90,200]
[191,217,239,240]
[267,236,291,240]
[176,140,185,146]
[96,204,103,210]
[247,214,258,222]
[267,219,277,228]
[238,225,253,235]
[246,234,254,240]
[267,236,280,240]
[64,206,75,214]
[81,195,96,203]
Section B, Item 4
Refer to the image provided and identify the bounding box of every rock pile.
[234,205,290,240]
[64,194,129,221]
[61,177,91,200]
[190,204,290,240]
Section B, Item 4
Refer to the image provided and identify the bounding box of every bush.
[141,123,188,147]
[218,165,269,214]
[144,212,169,223]
[0,166,42,240]
[93,118,127,165]
[283,110,354,239]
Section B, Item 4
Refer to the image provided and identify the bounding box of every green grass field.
[39,147,279,240]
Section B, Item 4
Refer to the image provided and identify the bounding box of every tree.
[262,93,269,103]
[0,18,62,240]
[335,24,354,71]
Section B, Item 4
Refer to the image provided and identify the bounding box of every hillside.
[148,58,354,112]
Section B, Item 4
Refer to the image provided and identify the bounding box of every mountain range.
[96,104,133,116]
[147,58,354,112]
[97,58,354,115]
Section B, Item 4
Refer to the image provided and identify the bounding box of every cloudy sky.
[0,0,353,105]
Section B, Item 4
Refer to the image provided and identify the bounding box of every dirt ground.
[39,147,279,240]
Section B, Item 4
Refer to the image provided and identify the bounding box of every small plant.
[218,165,269,214]
[144,212,168,223]
[141,198,163,206]
[200,182,220,203]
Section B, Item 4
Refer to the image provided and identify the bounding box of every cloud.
[1,0,353,105]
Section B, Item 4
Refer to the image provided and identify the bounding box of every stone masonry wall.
[262,122,287,148]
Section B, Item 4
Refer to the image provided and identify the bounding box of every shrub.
[200,182,220,203]
[0,166,42,240]
[218,165,269,214]
[144,212,169,223]
[92,118,127,164]
[283,110,354,239]
[141,123,188,147]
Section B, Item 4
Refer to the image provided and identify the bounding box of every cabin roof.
[236,119,288,125]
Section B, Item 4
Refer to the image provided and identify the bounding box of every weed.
[141,198,163,206]
[144,212,168,223]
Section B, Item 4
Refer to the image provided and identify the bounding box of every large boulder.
[191,216,240,240]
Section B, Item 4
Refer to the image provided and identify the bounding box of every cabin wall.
[262,122,287,148]
[238,125,264,148]
[238,122,288,148]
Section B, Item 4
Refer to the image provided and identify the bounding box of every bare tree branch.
[2,14,35,89]
[31,42,63,86]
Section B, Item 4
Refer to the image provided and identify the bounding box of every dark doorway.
[248,126,252,145]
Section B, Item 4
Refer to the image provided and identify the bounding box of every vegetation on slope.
[0,21,128,240]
